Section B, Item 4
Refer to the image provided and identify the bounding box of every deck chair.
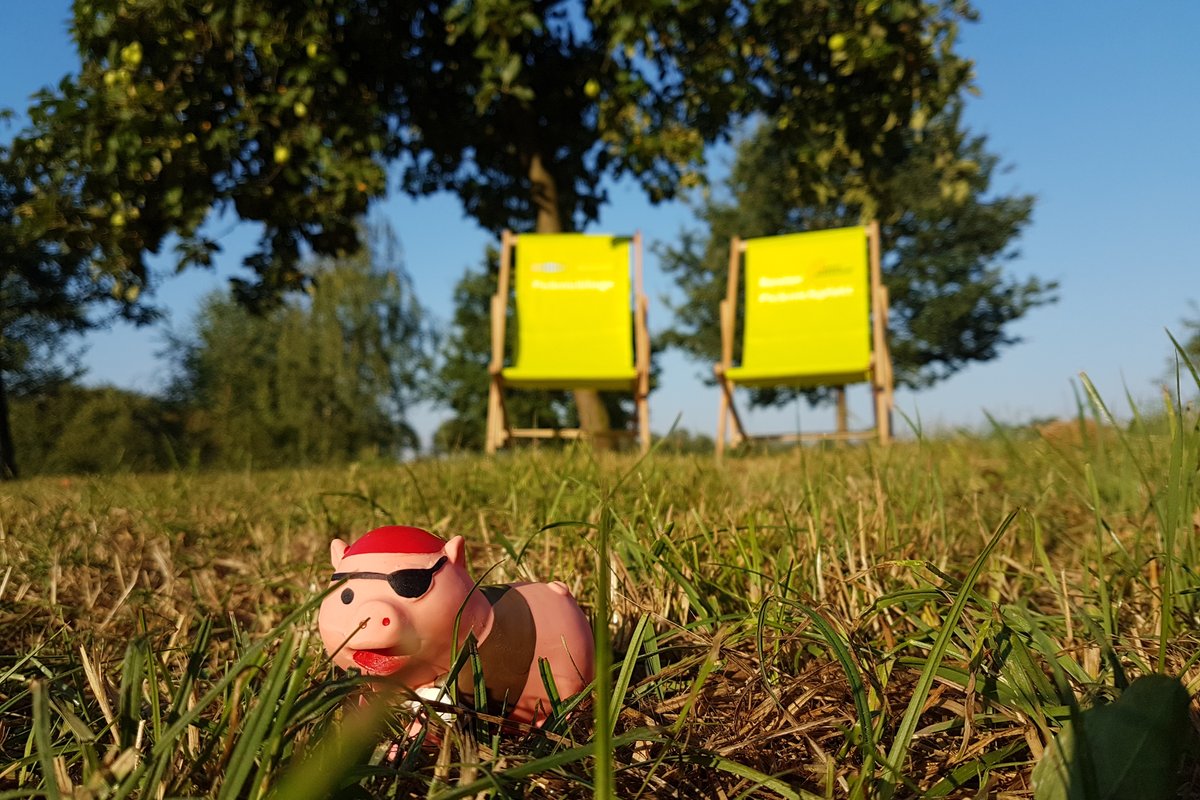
[486,230,651,453]
[714,223,894,456]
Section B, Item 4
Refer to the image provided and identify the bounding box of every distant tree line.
[9,223,432,474]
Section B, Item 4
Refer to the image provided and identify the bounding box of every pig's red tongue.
[353,650,407,675]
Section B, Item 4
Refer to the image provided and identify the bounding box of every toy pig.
[317,525,595,727]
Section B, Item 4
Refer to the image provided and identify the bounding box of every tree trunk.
[527,151,612,447]
[0,366,18,480]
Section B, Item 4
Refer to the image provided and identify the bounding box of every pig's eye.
[340,588,354,604]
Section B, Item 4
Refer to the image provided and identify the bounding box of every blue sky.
[3,2,1198,444]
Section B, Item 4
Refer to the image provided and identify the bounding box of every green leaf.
[1032,674,1193,800]
[499,53,521,88]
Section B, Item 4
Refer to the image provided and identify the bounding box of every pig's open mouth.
[352,649,409,675]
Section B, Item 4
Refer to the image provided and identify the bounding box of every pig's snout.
[340,599,408,650]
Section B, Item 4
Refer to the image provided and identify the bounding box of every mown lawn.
[2,407,1198,798]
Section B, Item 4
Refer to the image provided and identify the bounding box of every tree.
[17,0,978,438]
[9,384,183,475]
[661,106,1058,407]
[1164,303,1200,400]
[1178,306,1200,364]
[166,223,431,467]
[0,147,154,480]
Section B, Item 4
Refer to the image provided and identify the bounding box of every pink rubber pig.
[317,525,595,727]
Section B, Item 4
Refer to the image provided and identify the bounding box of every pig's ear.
[329,539,348,569]
[444,535,467,567]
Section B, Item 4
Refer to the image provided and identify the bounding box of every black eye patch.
[332,556,449,599]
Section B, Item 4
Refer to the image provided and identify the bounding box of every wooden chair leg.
[717,378,746,457]
[880,383,893,445]
[716,380,729,459]
[485,380,497,454]
[725,380,747,447]
[486,377,503,454]
[872,381,891,445]
[637,392,650,454]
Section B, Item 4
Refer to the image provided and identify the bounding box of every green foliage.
[9,383,183,475]
[167,224,432,467]
[1165,303,1200,390]
[653,427,715,455]
[10,0,389,305]
[0,153,155,478]
[661,107,1058,407]
[1186,313,1200,362]
[1,165,85,397]
[13,0,977,304]
[1031,675,1193,800]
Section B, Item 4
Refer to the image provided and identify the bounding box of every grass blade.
[881,508,1018,796]
[592,506,614,800]
[609,613,652,734]
[31,681,62,800]
[759,596,876,780]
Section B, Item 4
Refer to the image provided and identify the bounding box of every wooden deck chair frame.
[486,229,651,454]
[714,222,894,457]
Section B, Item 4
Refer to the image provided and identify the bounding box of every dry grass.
[2,412,1199,798]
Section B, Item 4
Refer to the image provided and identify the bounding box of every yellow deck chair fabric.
[715,223,894,454]
[503,234,637,390]
[727,227,872,388]
[487,230,651,453]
